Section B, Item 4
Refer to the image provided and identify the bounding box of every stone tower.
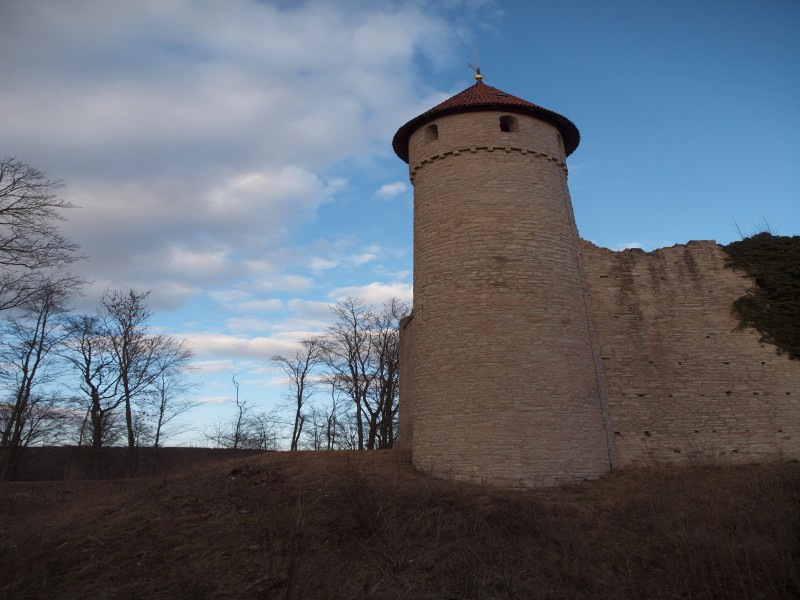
[393,77,617,486]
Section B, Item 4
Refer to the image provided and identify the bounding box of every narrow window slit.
[425,124,438,142]
[499,115,518,133]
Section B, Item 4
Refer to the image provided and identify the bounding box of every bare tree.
[0,282,72,480]
[300,404,327,451]
[101,289,193,476]
[238,412,277,451]
[323,298,375,450]
[129,336,196,459]
[322,297,408,450]
[63,314,123,469]
[0,157,83,312]
[323,384,343,450]
[300,380,355,451]
[368,298,407,449]
[331,402,360,451]
[101,290,152,475]
[322,379,345,450]
[146,367,197,452]
[63,291,193,476]
[206,370,276,451]
[273,336,323,451]
[228,369,247,451]
[127,367,196,475]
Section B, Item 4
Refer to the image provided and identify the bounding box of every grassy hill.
[1,451,798,599]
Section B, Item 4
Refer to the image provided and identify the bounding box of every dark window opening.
[499,115,518,132]
[425,124,438,142]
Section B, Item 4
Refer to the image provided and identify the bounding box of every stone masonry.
[582,241,798,467]
[393,79,799,487]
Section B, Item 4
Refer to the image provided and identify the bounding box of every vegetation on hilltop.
[723,233,800,359]
[1,452,798,599]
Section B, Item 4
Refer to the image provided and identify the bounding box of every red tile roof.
[392,81,580,163]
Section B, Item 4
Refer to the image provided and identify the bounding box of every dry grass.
[1,452,798,599]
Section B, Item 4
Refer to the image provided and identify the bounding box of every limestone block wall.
[407,110,614,486]
[581,240,799,465]
[396,314,414,452]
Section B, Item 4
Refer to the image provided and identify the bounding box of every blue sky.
[2,0,798,443]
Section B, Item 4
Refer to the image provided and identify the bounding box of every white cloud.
[184,325,336,362]
[210,289,252,305]
[204,167,329,225]
[0,1,465,430]
[615,242,644,250]
[224,317,274,333]
[237,299,284,312]
[287,299,334,320]
[250,274,314,293]
[1,2,457,172]
[168,246,232,275]
[612,240,676,251]
[306,243,382,274]
[183,332,296,362]
[350,244,380,265]
[0,0,458,306]
[196,396,236,406]
[309,257,340,272]
[330,281,413,305]
[376,181,408,199]
[193,360,238,374]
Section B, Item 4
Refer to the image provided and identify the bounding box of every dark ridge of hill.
[724,233,800,359]
[1,451,798,600]
[12,446,264,481]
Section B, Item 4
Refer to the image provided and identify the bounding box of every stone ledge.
[409,146,568,182]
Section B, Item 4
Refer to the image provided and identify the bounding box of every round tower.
[393,78,616,486]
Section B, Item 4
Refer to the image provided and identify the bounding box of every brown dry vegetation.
[1,451,798,599]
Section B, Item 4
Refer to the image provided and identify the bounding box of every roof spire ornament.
[468,41,484,83]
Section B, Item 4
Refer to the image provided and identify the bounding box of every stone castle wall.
[398,100,798,487]
[400,237,799,484]
[396,315,414,453]
[581,240,799,466]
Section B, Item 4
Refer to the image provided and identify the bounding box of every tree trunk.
[121,370,135,477]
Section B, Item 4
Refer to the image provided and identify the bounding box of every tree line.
[270,295,407,453]
[0,285,192,481]
[0,157,197,480]
[202,294,407,455]
[0,157,408,480]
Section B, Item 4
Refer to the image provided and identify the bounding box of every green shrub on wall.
[723,233,800,360]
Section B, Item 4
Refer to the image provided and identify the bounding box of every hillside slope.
[1,451,798,599]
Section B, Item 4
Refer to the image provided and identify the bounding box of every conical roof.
[392,80,580,163]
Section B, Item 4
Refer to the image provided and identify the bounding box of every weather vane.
[468,41,484,82]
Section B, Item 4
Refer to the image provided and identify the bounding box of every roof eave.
[392,102,580,164]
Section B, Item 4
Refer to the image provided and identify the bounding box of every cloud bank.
[0,0,464,317]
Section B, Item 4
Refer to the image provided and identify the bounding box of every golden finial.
[468,41,484,82]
